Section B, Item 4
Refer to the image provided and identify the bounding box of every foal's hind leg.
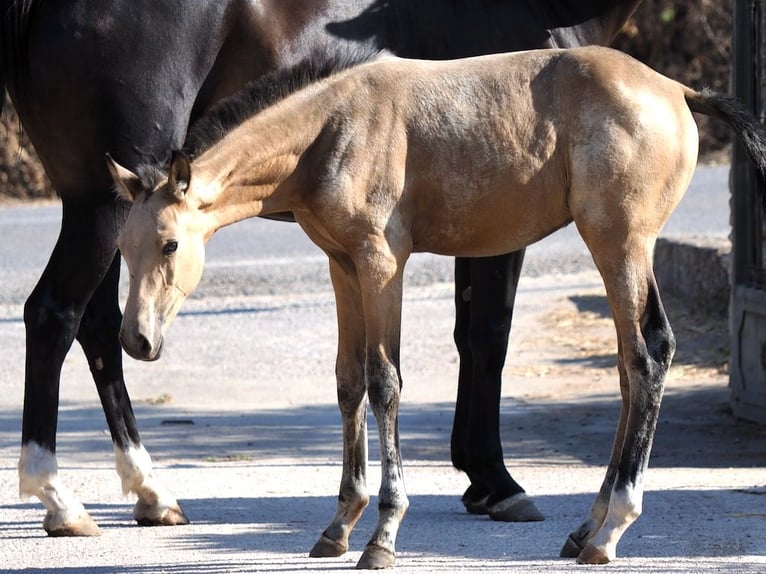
[560,343,631,557]
[564,235,674,563]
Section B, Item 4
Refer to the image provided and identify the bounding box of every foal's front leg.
[310,258,371,559]
[356,255,409,569]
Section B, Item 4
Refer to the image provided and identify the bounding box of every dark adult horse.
[1,0,642,536]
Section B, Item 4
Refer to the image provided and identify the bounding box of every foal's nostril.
[136,333,152,357]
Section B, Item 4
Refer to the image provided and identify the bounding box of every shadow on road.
[1,383,762,473]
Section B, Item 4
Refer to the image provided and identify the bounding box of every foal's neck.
[194,94,329,230]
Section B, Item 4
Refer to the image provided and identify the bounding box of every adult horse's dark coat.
[1,0,641,534]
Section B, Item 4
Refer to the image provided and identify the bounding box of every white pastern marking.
[588,483,642,560]
[114,443,179,517]
[18,442,88,528]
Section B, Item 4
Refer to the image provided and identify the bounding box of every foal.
[109,46,766,568]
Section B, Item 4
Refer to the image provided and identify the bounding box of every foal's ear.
[168,150,192,201]
[105,154,143,203]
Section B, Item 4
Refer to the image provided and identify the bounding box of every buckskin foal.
[110,47,766,568]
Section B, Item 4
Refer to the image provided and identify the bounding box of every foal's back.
[317,47,699,258]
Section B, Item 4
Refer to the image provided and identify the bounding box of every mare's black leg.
[18,196,122,535]
[451,251,543,521]
[18,196,185,535]
[78,248,188,526]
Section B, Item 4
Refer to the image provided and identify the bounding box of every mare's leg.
[18,197,183,535]
[79,250,187,527]
[564,232,674,563]
[451,253,542,521]
[310,257,370,559]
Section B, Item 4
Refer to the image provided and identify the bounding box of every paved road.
[2,165,764,573]
[0,165,731,306]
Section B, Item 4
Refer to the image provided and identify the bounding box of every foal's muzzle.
[119,328,164,361]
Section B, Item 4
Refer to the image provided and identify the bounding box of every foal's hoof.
[45,512,102,537]
[356,544,395,569]
[560,534,584,558]
[461,484,490,515]
[488,493,544,522]
[309,534,348,558]
[576,543,612,564]
[135,503,189,526]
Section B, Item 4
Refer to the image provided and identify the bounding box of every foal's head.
[108,152,207,361]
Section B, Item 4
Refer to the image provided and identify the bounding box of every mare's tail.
[685,87,766,188]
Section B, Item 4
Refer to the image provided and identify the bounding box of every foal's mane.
[182,47,383,159]
[131,47,381,193]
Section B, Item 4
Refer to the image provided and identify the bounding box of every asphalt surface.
[1,165,764,572]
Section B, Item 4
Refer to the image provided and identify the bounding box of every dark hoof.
[461,484,490,515]
[45,513,102,537]
[576,543,611,564]
[560,534,584,558]
[488,493,544,522]
[136,504,189,526]
[356,544,395,569]
[309,534,348,558]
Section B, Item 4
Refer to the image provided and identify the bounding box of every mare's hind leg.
[79,250,187,527]
[310,257,370,559]
[452,253,543,522]
[564,234,674,563]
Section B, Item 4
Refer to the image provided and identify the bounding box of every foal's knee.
[366,349,401,416]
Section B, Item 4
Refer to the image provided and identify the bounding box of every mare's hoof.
[309,534,348,558]
[135,503,189,526]
[356,544,395,569]
[45,512,102,537]
[461,484,490,515]
[560,534,584,558]
[576,543,612,564]
[488,493,544,522]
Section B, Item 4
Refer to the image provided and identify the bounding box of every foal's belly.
[408,190,572,258]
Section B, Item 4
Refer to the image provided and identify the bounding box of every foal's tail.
[685,87,766,186]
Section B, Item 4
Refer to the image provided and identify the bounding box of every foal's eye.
[162,240,178,256]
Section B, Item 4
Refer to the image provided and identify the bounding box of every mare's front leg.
[451,253,542,522]
[18,198,184,535]
[82,249,187,527]
[310,257,371,559]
